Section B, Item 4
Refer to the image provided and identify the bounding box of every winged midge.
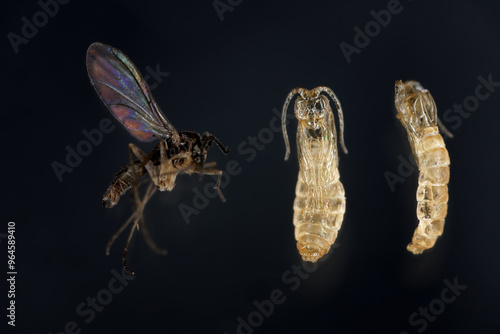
[86,42,229,274]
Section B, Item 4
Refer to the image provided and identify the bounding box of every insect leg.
[105,147,150,255]
[158,140,174,189]
[129,143,161,189]
[138,182,167,255]
[120,179,158,274]
[139,215,167,255]
[122,215,140,275]
[193,167,226,202]
[118,145,159,274]
[105,209,137,255]
[104,178,157,254]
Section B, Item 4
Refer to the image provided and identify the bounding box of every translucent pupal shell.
[282,87,348,262]
[395,80,451,254]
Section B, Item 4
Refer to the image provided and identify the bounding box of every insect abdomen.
[293,171,345,262]
[408,126,450,254]
[103,161,145,208]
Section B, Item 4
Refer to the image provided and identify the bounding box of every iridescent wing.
[86,42,179,142]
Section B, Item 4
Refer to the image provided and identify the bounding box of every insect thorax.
[395,81,438,134]
[293,90,339,170]
[147,131,202,170]
[296,114,339,181]
[395,80,439,156]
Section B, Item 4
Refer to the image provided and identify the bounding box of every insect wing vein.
[86,42,178,142]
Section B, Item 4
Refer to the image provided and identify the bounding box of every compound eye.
[192,145,202,164]
[173,158,185,168]
[193,152,201,164]
[297,107,308,119]
[314,99,325,118]
[296,100,308,119]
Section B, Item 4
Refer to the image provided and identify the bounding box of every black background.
[2,0,500,333]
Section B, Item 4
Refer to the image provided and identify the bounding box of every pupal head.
[281,86,348,160]
[295,90,330,129]
[395,80,438,130]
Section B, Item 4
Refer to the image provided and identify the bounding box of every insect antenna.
[281,88,302,161]
[316,86,349,154]
[200,132,230,169]
[211,135,230,154]
[198,133,229,180]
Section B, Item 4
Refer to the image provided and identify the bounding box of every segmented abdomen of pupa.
[293,168,345,262]
[408,126,450,254]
